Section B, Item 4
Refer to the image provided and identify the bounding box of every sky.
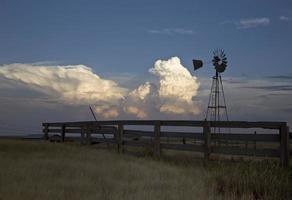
[0,0,292,134]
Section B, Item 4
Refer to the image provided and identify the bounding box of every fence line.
[42,120,290,168]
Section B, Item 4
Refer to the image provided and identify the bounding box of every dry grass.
[0,140,291,200]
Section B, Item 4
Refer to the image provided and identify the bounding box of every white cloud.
[0,63,127,118]
[0,58,201,119]
[148,28,194,35]
[123,82,155,118]
[122,57,201,118]
[237,17,270,29]
[280,16,291,21]
[149,57,200,115]
[128,82,153,101]
[220,17,270,29]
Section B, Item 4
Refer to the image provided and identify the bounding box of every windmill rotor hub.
[212,49,228,73]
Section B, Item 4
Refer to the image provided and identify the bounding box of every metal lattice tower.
[205,71,229,133]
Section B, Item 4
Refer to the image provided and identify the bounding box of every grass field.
[0,140,291,200]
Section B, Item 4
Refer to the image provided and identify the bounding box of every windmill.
[193,49,229,133]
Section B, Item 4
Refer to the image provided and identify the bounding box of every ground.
[0,140,291,200]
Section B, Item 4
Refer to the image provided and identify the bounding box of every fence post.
[61,125,66,143]
[154,120,161,159]
[117,123,124,153]
[86,125,91,145]
[80,126,85,145]
[280,125,289,168]
[43,124,49,140]
[203,120,211,160]
[253,131,257,156]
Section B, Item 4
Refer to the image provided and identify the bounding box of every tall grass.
[0,140,291,200]
[207,160,292,199]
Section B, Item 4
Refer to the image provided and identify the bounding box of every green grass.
[0,140,291,200]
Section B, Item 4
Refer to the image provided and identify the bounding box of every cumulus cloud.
[0,63,128,118]
[237,17,270,29]
[149,57,200,115]
[148,28,194,35]
[122,82,155,118]
[0,57,201,119]
[121,57,201,118]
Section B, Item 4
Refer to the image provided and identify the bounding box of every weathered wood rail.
[42,120,290,168]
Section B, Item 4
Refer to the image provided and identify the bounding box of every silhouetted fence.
[42,120,290,168]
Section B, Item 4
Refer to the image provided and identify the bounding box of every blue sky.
[0,0,292,134]
[1,0,291,76]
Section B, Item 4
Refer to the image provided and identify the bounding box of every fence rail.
[42,120,290,168]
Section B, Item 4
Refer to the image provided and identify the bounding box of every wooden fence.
[42,120,291,168]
